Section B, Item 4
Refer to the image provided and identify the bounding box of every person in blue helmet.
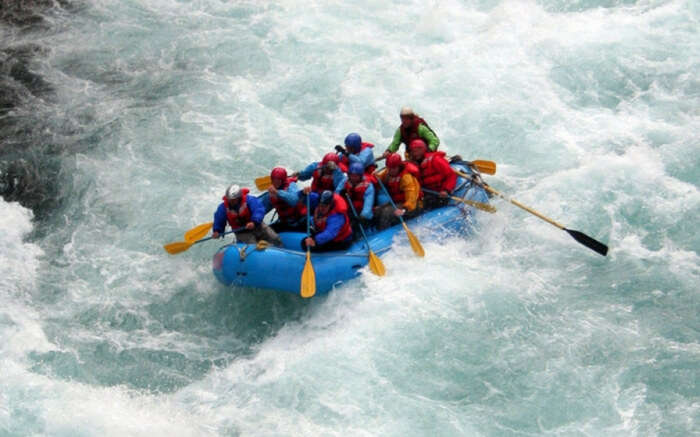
[342,162,375,234]
[300,189,353,252]
[212,184,282,246]
[338,132,377,174]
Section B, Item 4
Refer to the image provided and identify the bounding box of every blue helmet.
[344,133,362,152]
[348,162,364,175]
[320,190,334,205]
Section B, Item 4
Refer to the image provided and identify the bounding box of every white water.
[1,0,698,435]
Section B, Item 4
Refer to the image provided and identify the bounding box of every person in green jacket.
[382,107,440,158]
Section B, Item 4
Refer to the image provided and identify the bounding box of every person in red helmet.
[382,106,439,158]
[374,153,422,230]
[295,152,348,194]
[262,167,307,233]
[408,139,457,210]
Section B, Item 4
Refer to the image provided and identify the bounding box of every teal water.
[1,0,698,435]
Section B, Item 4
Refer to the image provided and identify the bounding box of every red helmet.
[409,139,427,152]
[386,153,403,168]
[270,167,287,180]
[321,152,340,169]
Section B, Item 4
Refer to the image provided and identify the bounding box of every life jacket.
[384,162,420,204]
[311,167,336,193]
[344,174,373,213]
[314,193,353,243]
[340,142,377,174]
[399,116,435,147]
[269,177,306,223]
[223,188,251,228]
[418,151,450,191]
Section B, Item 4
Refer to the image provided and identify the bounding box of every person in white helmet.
[382,106,440,158]
[212,184,281,246]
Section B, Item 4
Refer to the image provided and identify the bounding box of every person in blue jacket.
[294,152,348,194]
[300,189,353,252]
[339,132,376,173]
[259,167,307,233]
[342,162,375,234]
[212,184,281,246]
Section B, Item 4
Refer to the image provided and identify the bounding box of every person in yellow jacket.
[374,153,422,230]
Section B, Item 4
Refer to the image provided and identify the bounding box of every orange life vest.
[314,193,353,242]
[418,151,453,192]
[269,177,306,223]
[344,174,372,212]
[223,189,251,228]
[311,167,336,193]
[384,163,420,204]
[399,116,434,146]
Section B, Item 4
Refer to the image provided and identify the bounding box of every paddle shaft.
[421,188,495,213]
[203,228,242,243]
[455,170,608,256]
[375,176,409,228]
[454,171,565,228]
[344,194,371,245]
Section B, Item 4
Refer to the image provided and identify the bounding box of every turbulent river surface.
[1,0,698,435]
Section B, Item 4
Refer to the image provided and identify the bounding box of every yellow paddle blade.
[300,250,316,298]
[184,222,213,243]
[472,160,496,175]
[453,197,497,213]
[368,250,386,276]
[402,222,425,257]
[255,175,272,191]
[163,241,193,255]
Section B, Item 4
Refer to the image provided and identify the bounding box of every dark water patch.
[0,2,93,218]
[0,0,77,30]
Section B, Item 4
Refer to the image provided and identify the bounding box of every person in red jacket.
[408,139,457,210]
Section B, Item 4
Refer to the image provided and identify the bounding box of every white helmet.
[400,106,414,117]
[225,184,242,200]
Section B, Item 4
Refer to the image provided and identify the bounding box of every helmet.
[344,133,362,152]
[348,162,364,175]
[409,139,427,152]
[320,190,334,206]
[321,152,339,169]
[386,153,403,168]
[400,106,414,117]
[270,167,287,180]
[225,184,242,200]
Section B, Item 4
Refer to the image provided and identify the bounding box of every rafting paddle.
[469,159,496,175]
[300,193,316,298]
[163,228,241,255]
[184,222,213,243]
[345,194,386,276]
[421,188,497,213]
[375,177,424,257]
[455,170,608,256]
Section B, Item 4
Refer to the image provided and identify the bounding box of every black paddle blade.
[565,229,608,256]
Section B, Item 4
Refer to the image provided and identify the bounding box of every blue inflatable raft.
[212,164,489,295]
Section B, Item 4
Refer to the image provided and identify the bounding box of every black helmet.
[320,190,334,206]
